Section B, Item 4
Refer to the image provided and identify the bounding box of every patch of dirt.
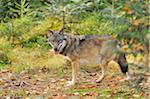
[0,66,149,98]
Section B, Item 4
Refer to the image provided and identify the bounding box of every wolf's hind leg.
[120,72,131,82]
[96,62,108,83]
[96,66,105,83]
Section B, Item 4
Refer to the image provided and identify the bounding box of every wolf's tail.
[117,52,128,73]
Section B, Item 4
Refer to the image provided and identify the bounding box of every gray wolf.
[47,28,130,86]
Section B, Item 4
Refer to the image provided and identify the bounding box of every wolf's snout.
[54,47,59,54]
[54,48,58,51]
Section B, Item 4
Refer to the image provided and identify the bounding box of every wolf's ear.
[59,27,64,34]
[48,30,54,35]
[47,30,54,38]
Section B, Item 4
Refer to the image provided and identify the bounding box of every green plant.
[71,13,128,35]
[9,0,29,18]
[0,16,34,38]
[0,37,12,69]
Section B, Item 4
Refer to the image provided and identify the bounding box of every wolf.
[47,28,130,86]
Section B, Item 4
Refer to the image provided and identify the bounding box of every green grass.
[7,47,66,73]
[71,13,128,35]
[67,85,112,98]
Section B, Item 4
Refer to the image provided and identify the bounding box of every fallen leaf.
[50,79,57,83]
[133,20,139,26]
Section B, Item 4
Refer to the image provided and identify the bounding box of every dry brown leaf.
[122,5,130,12]
[133,20,139,26]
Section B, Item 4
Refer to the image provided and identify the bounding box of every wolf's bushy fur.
[47,29,130,85]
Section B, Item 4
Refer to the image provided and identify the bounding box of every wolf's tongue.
[55,51,59,54]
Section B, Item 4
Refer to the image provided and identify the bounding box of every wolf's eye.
[58,40,63,43]
[50,40,53,42]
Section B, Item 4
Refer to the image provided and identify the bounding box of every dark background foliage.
[0,0,149,68]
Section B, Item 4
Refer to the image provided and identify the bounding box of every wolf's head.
[47,28,68,54]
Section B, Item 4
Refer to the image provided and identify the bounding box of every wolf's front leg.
[67,61,78,86]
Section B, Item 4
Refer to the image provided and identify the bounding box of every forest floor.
[0,62,149,99]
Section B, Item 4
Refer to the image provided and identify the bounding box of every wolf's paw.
[96,75,104,83]
[96,78,103,83]
[120,76,131,82]
[66,81,75,86]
